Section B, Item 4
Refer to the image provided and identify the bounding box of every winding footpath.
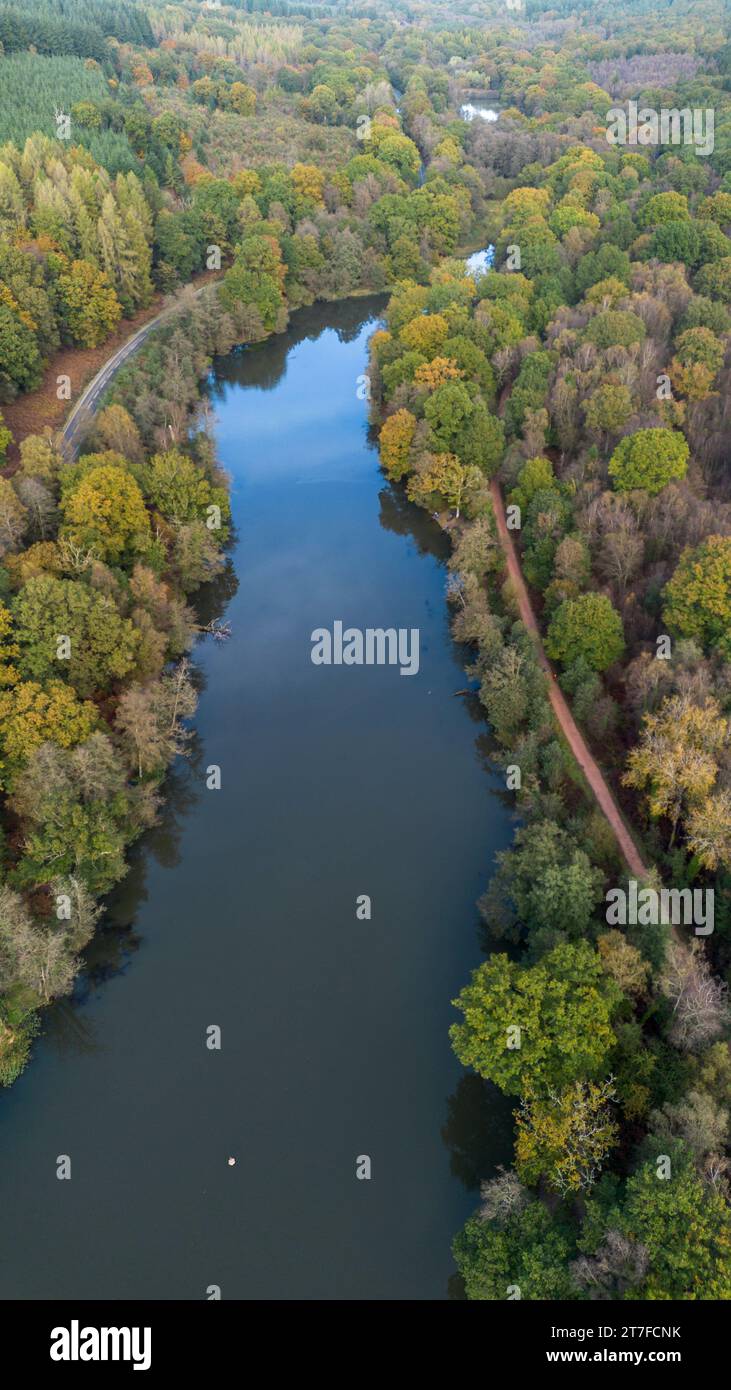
[490,478,650,881]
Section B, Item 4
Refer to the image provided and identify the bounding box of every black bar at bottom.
[2,1297,723,1375]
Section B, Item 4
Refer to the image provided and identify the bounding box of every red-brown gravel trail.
[490,477,650,881]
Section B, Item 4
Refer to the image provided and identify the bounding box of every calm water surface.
[0,297,513,1300]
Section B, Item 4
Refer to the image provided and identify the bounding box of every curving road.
[490,478,650,880]
[61,285,210,459]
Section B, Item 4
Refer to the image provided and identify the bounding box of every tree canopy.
[608,429,689,495]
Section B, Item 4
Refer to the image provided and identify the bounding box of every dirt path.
[490,478,650,880]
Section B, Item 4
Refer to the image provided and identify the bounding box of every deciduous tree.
[379,408,416,481]
[608,428,689,495]
[12,575,140,697]
[546,593,625,671]
[453,1200,578,1301]
[663,536,731,657]
[60,465,150,564]
[623,695,726,846]
[450,942,617,1096]
[515,1080,618,1195]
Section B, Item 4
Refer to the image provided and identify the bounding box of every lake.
[465,246,496,279]
[460,105,499,123]
[0,296,513,1300]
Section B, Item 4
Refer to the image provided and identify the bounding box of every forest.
[1,0,731,1302]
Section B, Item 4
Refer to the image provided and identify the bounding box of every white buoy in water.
[228,1157,236,1166]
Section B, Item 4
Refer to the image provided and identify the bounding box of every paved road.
[62,312,165,458]
[490,477,650,880]
[62,285,210,458]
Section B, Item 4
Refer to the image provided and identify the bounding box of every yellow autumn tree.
[379,408,416,481]
[368,329,391,361]
[4,541,63,591]
[624,695,727,847]
[291,163,325,205]
[0,679,98,786]
[227,82,257,116]
[413,356,463,390]
[231,169,262,200]
[0,410,12,462]
[408,452,481,518]
[503,186,551,225]
[686,790,731,871]
[400,312,450,356]
[0,601,19,686]
[60,465,150,564]
[515,1080,618,1195]
[18,432,63,483]
[597,931,650,997]
[57,258,122,348]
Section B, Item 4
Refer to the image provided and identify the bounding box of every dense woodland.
[2,0,731,1300]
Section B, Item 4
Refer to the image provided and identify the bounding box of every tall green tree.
[663,536,731,657]
[450,942,617,1096]
[546,593,625,671]
[608,428,689,495]
[12,575,140,697]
